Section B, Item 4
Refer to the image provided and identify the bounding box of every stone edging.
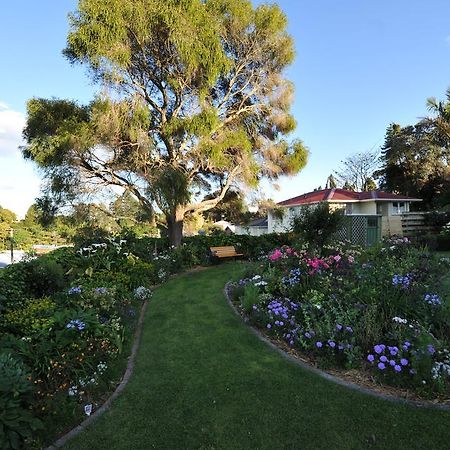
[46,300,149,449]
[224,282,450,411]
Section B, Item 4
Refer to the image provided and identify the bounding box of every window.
[392,202,407,214]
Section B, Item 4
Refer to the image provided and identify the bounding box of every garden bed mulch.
[224,282,450,410]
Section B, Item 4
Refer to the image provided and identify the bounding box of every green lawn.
[64,263,450,450]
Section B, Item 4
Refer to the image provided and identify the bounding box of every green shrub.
[24,258,66,298]
[1,298,56,335]
[0,353,42,450]
[290,203,345,250]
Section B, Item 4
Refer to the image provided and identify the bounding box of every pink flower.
[333,255,341,262]
[348,256,354,263]
[269,249,283,261]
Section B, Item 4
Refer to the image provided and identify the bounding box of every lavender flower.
[66,319,86,331]
[68,286,82,295]
[424,294,442,306]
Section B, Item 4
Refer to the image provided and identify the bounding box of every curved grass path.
[65,263,450,450]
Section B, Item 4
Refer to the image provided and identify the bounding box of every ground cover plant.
[232,238,450,399]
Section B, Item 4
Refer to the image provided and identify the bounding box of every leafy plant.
[0,353,42,450]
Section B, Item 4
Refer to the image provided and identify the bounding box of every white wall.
[268,205,304,233]
[235,225,268,236]
[352,201,377,215]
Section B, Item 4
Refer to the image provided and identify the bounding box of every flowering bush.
[233,238,450,398]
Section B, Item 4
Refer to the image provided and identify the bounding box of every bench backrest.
[210,246,241,257]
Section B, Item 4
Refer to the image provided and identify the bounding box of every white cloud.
[0,102,41,218]
[0,103,25,156]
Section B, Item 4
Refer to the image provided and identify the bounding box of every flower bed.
[0,237,175,449]
[231,239,450,401]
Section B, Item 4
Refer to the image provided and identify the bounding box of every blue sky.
[1,1,450,217]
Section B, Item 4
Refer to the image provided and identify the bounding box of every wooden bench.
[210,246,244,260]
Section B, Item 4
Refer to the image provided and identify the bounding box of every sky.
[1,1,450,217]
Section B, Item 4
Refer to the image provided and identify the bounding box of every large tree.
[22,0,308,246]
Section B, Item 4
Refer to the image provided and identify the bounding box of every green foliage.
[290,203,346,250]
[0,353,42,450]
[377,89,450,209]
[2,298,56,335]
[23,0,308,246]
[25,258,66,298]
[241,283,260,314]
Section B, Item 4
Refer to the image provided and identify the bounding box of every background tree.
[202,189,246,223]
[0,206,16,249]
[334,150,380,191]
[22,0,308,246]
[325,174,337,189]
[377,119,450,209]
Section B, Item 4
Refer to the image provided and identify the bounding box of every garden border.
[224,281,450,411]
[46,299,149,449]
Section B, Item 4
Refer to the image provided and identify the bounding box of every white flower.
[68,386,78,396]
[392,316,408,324]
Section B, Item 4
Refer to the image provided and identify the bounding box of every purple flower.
[400,358,409,366]
[389,360,396,367]
[374,345,383,354]
[367,354,375,362]
[427,344,436,355]
[380,356,388,363]
[289,340,294,345]
[336,324,343,331]
[304,332,312,339]
[378,362,386,370]
[266,324,272,329]
[345,326,353,333]
[316,341,323,348]
[328,340,336,348]
[394,365,402,372]
[338,344,344,351]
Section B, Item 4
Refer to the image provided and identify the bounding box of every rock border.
[224,282,450,411]
[46,299,149,449]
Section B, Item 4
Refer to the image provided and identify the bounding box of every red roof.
[278,188,421,207]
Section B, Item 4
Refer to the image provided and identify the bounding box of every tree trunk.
[167,207,185,247]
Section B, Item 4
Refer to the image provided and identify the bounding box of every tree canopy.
[22,0,308,245]
[377,89,450,209]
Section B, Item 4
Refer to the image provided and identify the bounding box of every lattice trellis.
[334,215,380,247]
[350,216,368,247]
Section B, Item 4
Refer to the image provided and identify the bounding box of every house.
[235,217,268,236]
[268,188,422,242]
[212,220,236,234]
